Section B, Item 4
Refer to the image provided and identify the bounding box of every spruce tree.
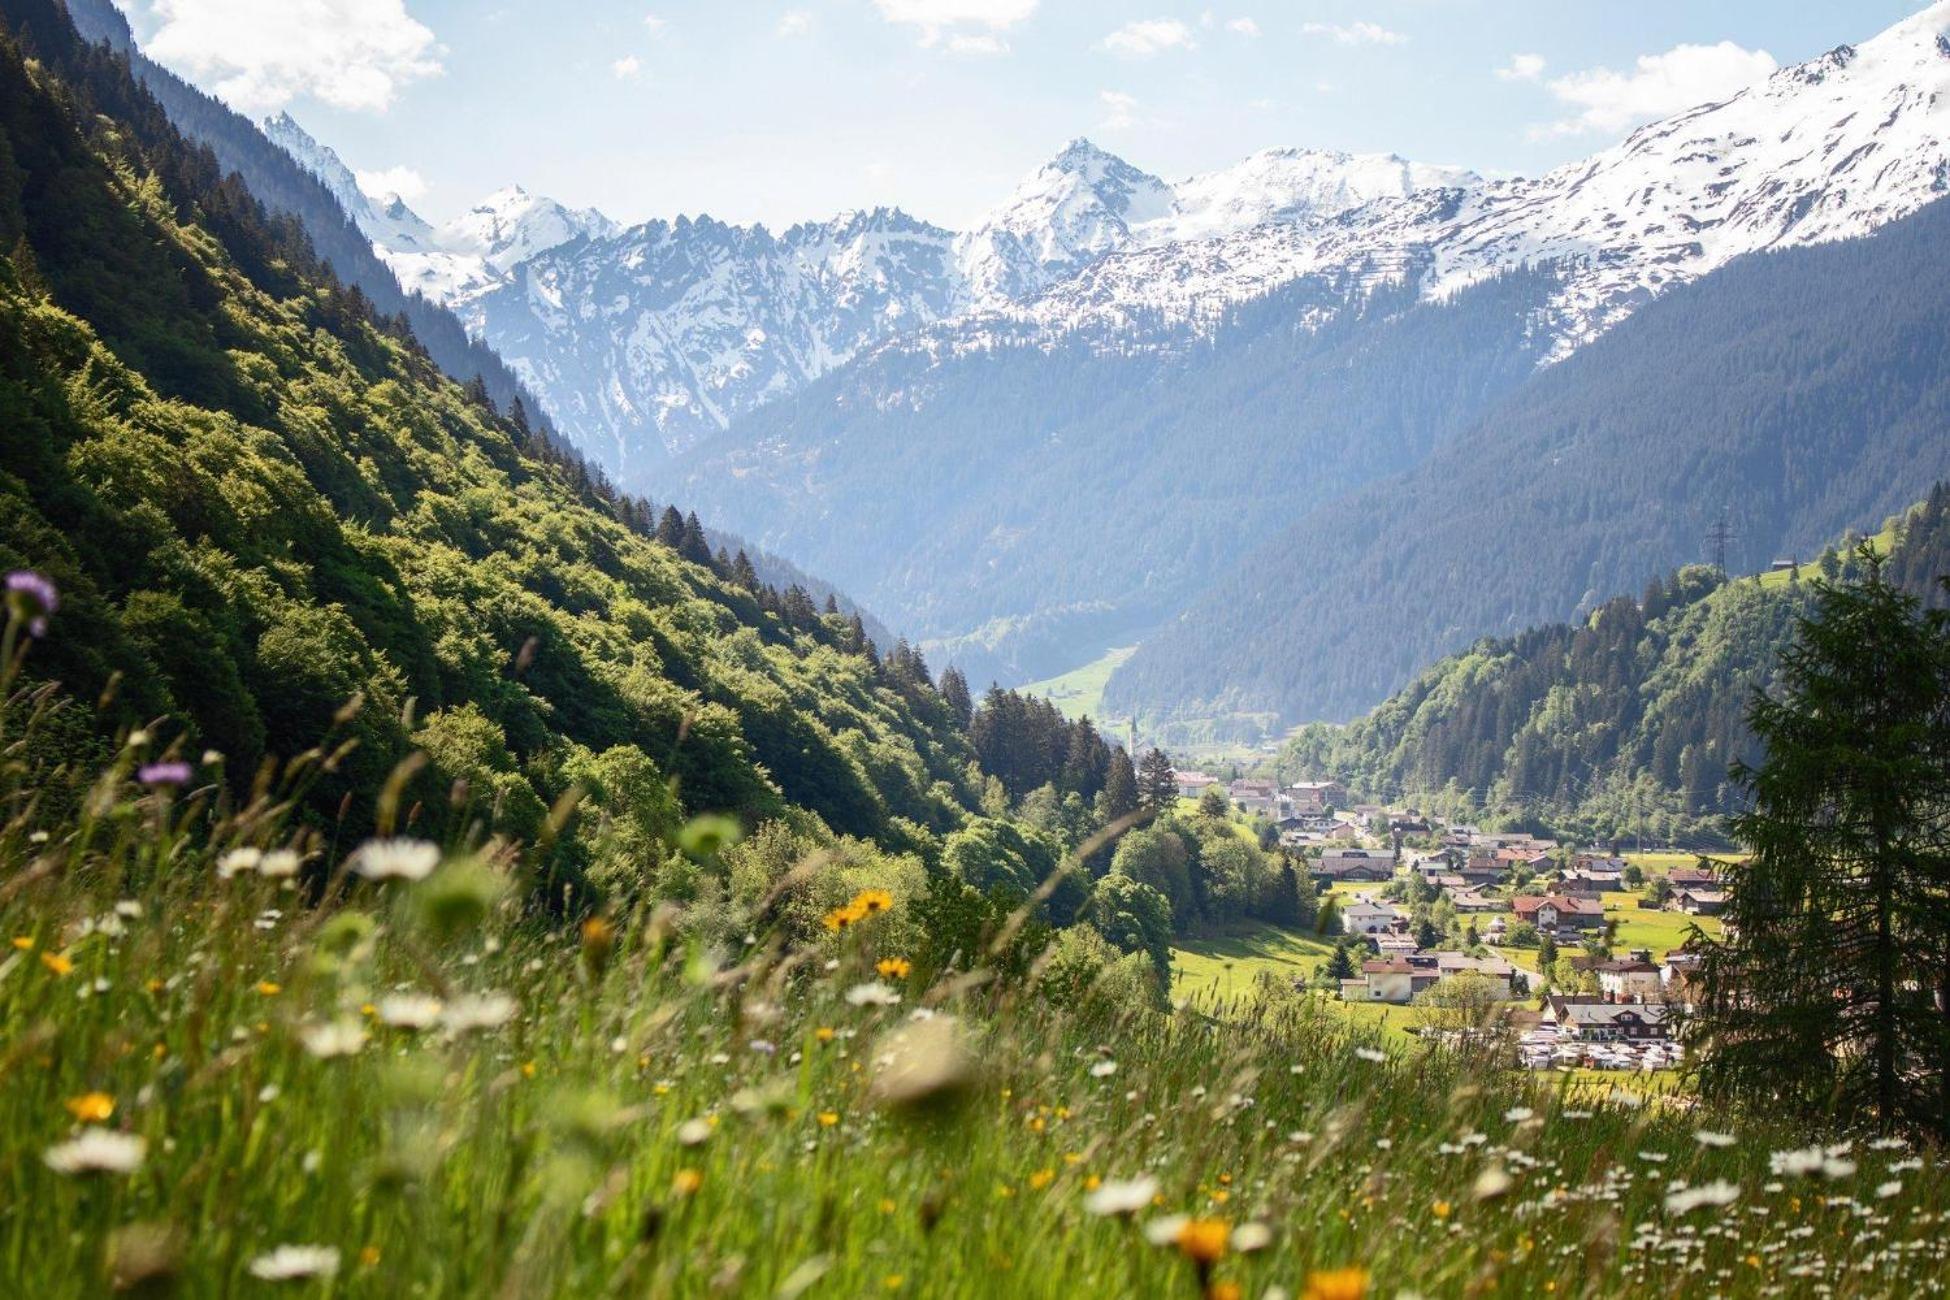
[1689,550,1950,1138]
[1103,748,1139,820]
[655,506,686,550]
[939,667,973,729]
[1137,748,1178,812]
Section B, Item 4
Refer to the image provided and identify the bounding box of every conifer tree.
[939,667,974,729]
[655,505,687,550]
[1137,748,1178,812]
[731,550,759,592]
[1103,748,1139,820]
[1689,550,1950,1138]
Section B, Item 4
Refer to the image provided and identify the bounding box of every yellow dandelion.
[520,1061,537,1079]
[1174,1219,1229,1266]
[145,979,163,994]
[816,1111,840,1128]
[1302,1269,1371,1300]
[1432,1199,1452,1220]
[65,1093,115,1123]
[11,936,33,951]
[672,1168,703,1196]
[359,1246,381,1269]
[1083,1174,1102,1191]
[814,1026,837,1043]
[1209,1284,1244,1300]
[1210,1188,1231,1205]
[257,982,282,997]
[1028,1168,1055,1191]
[875,957,912,979]
[40,951,73,976]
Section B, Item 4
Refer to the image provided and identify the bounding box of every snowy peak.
[436,186,617,273]
[954,139,1175,304]
[1154,147,1479,243]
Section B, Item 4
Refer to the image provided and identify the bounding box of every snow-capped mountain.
[989,1,1950,355]
[468,208,959,465]
[260,2,1950,481]
[261,112,441,254]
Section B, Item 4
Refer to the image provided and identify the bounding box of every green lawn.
[1170,926,1421,1045]
[1018,645,1137,722]
[1600,891,1722,955]
[1756,519,1898,589]
[1170,926,1337,1001]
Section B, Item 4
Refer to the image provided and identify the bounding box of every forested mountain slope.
[1280,488,1950,841]
[1109,195,1950,726]
[0,3,978,881]
[681,266,1562,685]
[46,0,544,427]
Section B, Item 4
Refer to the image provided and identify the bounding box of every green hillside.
[1280,489,1950,841]
[0,5,993,899]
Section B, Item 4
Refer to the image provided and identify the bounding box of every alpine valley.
[183,3,1950,724]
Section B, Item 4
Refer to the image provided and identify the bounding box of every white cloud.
[1539,41,1776,137]
[1101,18,1196,58]
[946,33,1009,56]
[611,54,642,78]
[354,164,427,202]
[874,0,1037,48]
[776,9,813,37]
[1496,53,1545,82]
[1301,21,1405,48]
[1226,17,1260,39]
[1099,89,1139,130]
[642,13,669,36]
[137,0,443,114]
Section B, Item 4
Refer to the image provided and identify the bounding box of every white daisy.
[44,1128,146,1175]
[377,994,443,1030]
[440,992,515,1033]
[247,1245,341,1280]
[299,1019,367,1059]
[1084,1175,1158,1217]
[350,838,440,882]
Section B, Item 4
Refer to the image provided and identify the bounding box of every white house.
[1341,900,1403,935]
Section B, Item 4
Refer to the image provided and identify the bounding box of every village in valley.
[1168,769,1729,1077]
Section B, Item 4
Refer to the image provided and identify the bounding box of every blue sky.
[113,1,1928,230]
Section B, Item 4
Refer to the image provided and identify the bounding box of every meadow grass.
[2,666,1947,1295]
[1017,647,1137,723]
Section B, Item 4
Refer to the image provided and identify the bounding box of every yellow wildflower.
[1302,1269,1371,1300]
[1432,1199,1452,1220]
[854,889,894,915]
[11,936,33,950]
[359,1246,381,1268]
[65,1093,115,1122]
[40,951,73,976]
[814,1026,837,1043]
[257,981,281,997]
[817,1112,840,1127]
[1174,1219,1229,1266]
[672,1168,703,1196]
[875,957,912,979]
[1028,1168,1055,1191]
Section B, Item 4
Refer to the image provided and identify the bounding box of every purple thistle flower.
[138,761,193,788]
[5,570,58,638]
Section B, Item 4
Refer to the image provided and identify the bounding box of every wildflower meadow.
[2,580,1947,1297]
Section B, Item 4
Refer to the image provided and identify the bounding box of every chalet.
[1342,900,1404,935]
[1314,849,1394,885]
[1459,855,1504,887]
[1661,952,1704,1007]
[1449,889,1504,914]
[1342,958,1414,1004]
[1371,932,1420,958]
[1667,865,1722,890]
[1674,888,1727,917]
[1228,778,1280,815]
[1555,872,1608,897]
[1287,780,1347,814]
[1175,771,1219,800]
[1545,996,1669,1042]
[1511,894,1605,931]
[1432,954,1516,998]
[1594,957,1663,1002]
[1574,854,1629,878]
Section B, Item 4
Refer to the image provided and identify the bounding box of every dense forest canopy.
[1108,196,1950,728]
